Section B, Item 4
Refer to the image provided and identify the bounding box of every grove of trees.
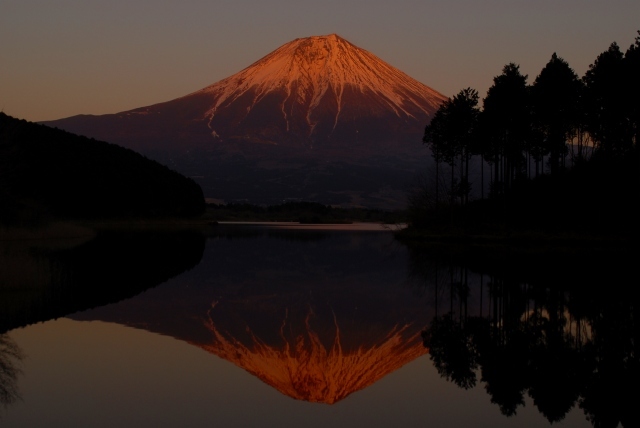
[415,31,639,235]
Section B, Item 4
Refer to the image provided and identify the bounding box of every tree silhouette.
[423,88,480,208]
[476,328,530,416]
[413,32,639,237]
[423,313,478,389]
[527,310,586,423]
[481,63,530,194]
[423,101,450,208]
[583,43,632,158]
[449,88,480,205]
[0,334,22,410]
[531,53,583,173]
[623,32,640,173]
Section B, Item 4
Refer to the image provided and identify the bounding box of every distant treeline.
[0,113,205,225]
[207,201,406,224]
[414,32,639,236]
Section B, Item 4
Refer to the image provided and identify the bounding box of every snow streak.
[191,34,446,137]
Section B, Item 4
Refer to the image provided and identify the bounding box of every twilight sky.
[2,0,639,122]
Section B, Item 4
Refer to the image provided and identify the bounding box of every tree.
[423,313,478,390]
[623,31,640,156]
[474,110,497,197]
[423,102,451,208]
[0,334,22,409]
[423,88,480,207]
[531,53,583,173]
[449,88,480,205]
[481,64,530,194]
[583,43,632,158]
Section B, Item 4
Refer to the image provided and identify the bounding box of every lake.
[0,224,635,427]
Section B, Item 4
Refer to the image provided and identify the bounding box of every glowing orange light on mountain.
[196,308,427,404]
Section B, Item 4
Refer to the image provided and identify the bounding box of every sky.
[2,0,639,122]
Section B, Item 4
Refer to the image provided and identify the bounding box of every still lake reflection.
[1,224,635,427]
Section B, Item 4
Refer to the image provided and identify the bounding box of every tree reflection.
[1,230,206,334]
[422,313,479,389]
[412,245,638,427]
[0,334,22,411]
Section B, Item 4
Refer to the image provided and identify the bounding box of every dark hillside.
[0,113,204,225]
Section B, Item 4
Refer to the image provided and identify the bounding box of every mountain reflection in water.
[71,228,432,404]
[2,226,636,427]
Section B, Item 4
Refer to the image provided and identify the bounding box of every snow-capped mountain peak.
[190,34,446,145]
[42,35,446,208]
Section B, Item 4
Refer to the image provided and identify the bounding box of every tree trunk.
[450,265,454,313]
[434,260,439,318]
[495,153,499,196]
[451,160,455,207]
[460,154,464,206]
[481,153,485,200]
[435,155,439,210]
[465,151,469,205]
[479,273,483,317]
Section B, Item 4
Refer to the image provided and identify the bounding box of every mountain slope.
[43,35,446,208]
[196,34,445,149]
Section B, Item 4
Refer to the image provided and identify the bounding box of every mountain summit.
[194,33,445,148]
[44,35,446,208]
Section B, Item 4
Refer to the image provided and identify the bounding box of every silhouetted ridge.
[0,113,204,224]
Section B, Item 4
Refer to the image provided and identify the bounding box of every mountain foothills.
[0,113,204,226]
[43,34,447,208]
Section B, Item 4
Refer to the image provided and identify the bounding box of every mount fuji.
[44,35,446,208]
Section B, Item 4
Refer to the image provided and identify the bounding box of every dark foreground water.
[1,224,636,427]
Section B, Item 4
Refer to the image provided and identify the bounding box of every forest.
[0,113,205,226]
[412,32,639,238]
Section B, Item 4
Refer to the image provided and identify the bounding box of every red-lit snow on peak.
[187,34,446,148]
[44,34,446,153]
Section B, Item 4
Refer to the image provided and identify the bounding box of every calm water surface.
[1,224,633,427]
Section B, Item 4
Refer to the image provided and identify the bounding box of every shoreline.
[394,226,636,251]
